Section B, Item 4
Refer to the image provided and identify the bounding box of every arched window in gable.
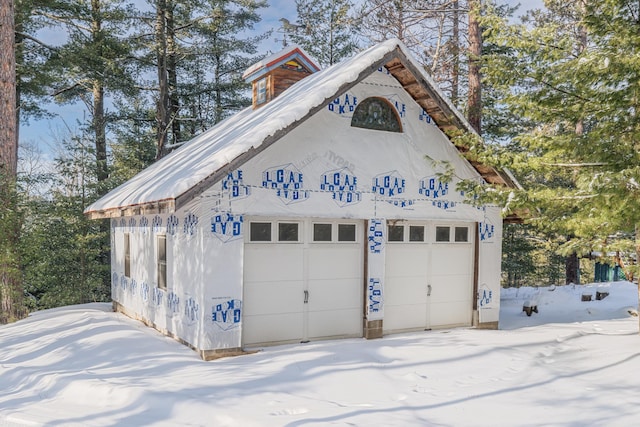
[350,97,402,133]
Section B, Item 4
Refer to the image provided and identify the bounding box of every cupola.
[242,45,321,109]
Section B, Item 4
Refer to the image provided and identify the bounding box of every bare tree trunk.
[167,1,180,147]
[467,0,482,134]
[91,0,108,185]
[0,1,17,177]
[451,0,459,105]
[0,0,25,323]
[563,1,588,286]
[156,0,170,158]
[565,252,579,284]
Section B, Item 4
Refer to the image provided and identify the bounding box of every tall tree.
[0,0,26,323]
[285,0,359,68]
[467,0,481,133]
[144,0,268,157]
[483,0,640,287]
[49,0,136,190]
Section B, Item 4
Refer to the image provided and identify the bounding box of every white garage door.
[384,221,474,333]
[243,218,364,347]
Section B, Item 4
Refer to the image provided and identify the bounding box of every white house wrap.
[86,39,517,359]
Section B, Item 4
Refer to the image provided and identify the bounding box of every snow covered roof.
[241,44,321,83]
[85,38,515,219]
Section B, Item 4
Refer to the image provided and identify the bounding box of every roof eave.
[85,199,176,220]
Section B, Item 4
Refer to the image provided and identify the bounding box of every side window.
[338,224,356,242]
[435,226,450,242]
[278,222,299,242]
[256,77,267,104]
[250,222,271,242]
[313,223,332,242]
[157,235,167,290]
[124,233,131,277]
[455,226,469,242]
[409,225,425,242]
[388,225,404,242]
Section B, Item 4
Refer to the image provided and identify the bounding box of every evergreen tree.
[187,0,268,126]
[20,130,110,309]
[0,0,27,323]
[47,0,137,190]
[286,0,359,67]
[138,0,268,157]
[483,0,640,285]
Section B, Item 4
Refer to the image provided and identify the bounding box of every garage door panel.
[308,309,361,338]
[384,221,474,332]
[384,304,427,332]
[243,281,304,315]
[384,277,427,305]
[244,246,303,282]
[386,247,428,276]
[431,276,471,302]
[308,246,362,279]
[432,246,472,274]
[307,279,361,311]
[243,313,304,345]
[430,301,472,327]
[243,219,364,346]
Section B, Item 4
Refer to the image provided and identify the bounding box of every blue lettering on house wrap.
[368,219,384,254]
[431,200,456,210]
[183,213,199,236]
[368,278,382,313]
[184,297,200,324]
[212,299,242,331]
[479,221,495,241]
[152,215,163,233]
[372,171,405,197]
[419,109,433,124]
[419,176,449,198]
[393,100,406,118]
[262,164,309,204]
[211,213,243,242]
[140,282,149,302]
[320,168,361,207]
[139,216,149,234]
[221,170,250,199]
[328,93,358,115]
[167,214,179,235]
[167,292,180,314]
[479,285,493,307]
[153,287,164,307]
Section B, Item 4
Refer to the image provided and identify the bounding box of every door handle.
[304,290,309,303]
[427,284,432,296]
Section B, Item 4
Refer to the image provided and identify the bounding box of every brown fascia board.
[85,199,176,220]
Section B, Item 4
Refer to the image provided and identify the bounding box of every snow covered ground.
[1,281,639,427]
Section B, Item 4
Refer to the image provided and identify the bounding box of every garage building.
[85,39,516,359]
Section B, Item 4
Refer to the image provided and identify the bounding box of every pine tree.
[138,0,268,157]
[0,0,26,323]
[48,0,136,190]
[286,0,358,68]
[483,0,640,286]
[20,131,110,309]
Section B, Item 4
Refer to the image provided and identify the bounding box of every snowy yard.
[1,282,639,426]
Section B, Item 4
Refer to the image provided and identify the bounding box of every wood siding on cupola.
[242,45,321,109]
